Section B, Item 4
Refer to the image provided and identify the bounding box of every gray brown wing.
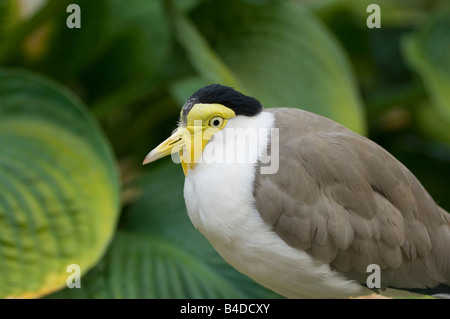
[254,108,450,289]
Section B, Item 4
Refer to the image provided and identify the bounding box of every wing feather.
[254,108,450,289]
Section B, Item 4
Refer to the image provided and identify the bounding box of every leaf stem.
[163,0,245,91]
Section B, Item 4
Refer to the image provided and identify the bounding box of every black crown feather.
[181,84,263,121]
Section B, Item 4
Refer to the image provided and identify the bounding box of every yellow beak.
[143,127,191,175]
[143,126,210,176]
[142,128,185,165]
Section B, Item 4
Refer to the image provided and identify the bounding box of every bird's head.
[143,84,263,176]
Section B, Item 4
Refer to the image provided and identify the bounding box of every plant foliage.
[0,0,448,298]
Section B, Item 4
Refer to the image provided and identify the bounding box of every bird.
[143,84,450,298]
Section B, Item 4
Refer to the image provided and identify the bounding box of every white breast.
[183,111,369,298]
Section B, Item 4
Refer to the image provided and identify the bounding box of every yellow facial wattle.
[143,103,236,176]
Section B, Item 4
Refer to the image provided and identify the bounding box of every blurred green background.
[0,0,449,298]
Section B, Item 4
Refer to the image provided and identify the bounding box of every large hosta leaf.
[49,164,279,299]
[0,68,120,298]
[169,0,366,134]
[403,5,450,123]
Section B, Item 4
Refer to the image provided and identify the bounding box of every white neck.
[183,111,368,298]
[184,111,275,235]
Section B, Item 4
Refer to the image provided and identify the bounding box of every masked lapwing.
[143,84,450,299]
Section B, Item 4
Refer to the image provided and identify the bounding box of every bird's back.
[254,107,450,291]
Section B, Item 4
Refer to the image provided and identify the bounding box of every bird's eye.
[209,116,224,128]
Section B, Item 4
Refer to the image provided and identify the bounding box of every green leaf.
[416,103,450,145]
[403,5,450,123]
[169,0,366,134]
[81,0,171,101]
[165,0,244,90]
[0,0,17,38]
[19,0,170,97]
[0,0,68,65]
[48,164,280,299]
[0,68,120,298]
[33,0,111,81]
[168,76,212,106]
